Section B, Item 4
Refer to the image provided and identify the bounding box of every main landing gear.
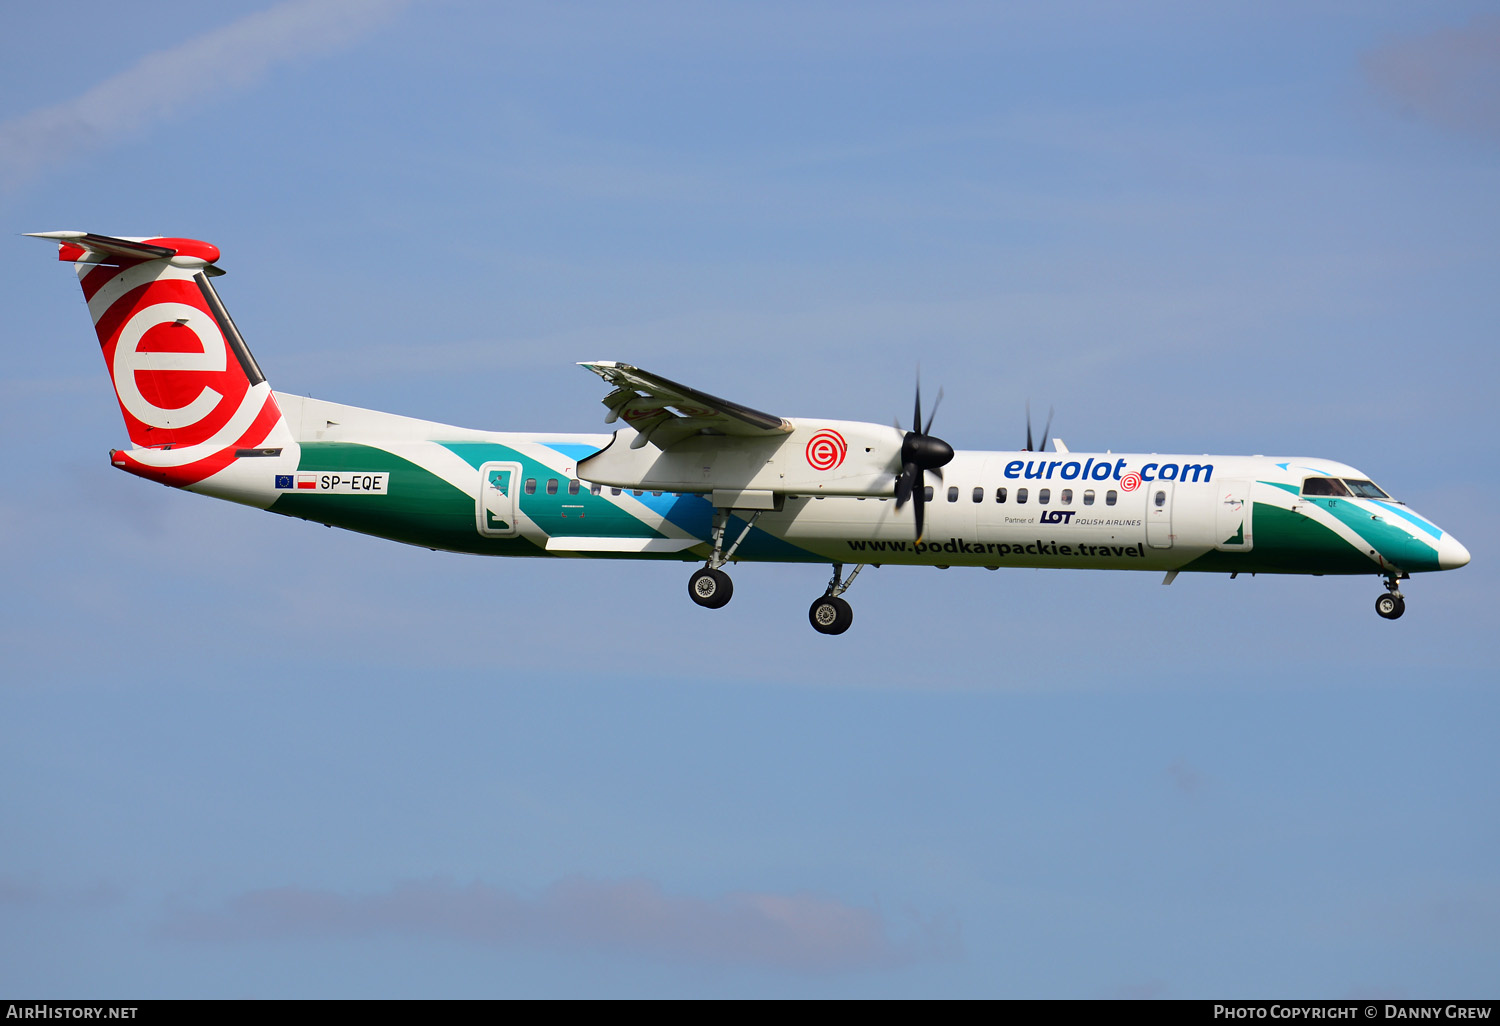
[1376,574,1407,620]
[808,562,864,636]
[686,516,868,636]
[687,508,761,609]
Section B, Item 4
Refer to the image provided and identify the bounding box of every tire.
[808,595,853,635]
[689,567,733,609]
[1375,593,1405,620]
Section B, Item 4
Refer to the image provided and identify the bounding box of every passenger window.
[996,487,1007,503]
[947,486,959,503]
[1154,490,1166,507]
[924,485,934,503]
[1039,488,1051,505]
[569,479,581,495]
[1061,488,1073,505]
[1105,490,1117,506]
[591,482,602,495]
[1017,488,1028,504]
[632,489,643,496]
[546,479,558,495]
[652,490,663,496]
[524,478,536,495]
[972,487,983,503]
[611,487,621,495]
[1083,489,1095,506]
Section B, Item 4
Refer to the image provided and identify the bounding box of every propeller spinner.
[892,381,954,540]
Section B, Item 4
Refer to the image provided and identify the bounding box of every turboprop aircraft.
[30,231,1470,634]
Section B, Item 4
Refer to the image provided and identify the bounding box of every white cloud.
[0,0,408,194]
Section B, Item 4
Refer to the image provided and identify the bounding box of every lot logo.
[805,429,847,471]
[1040,509,1075,524]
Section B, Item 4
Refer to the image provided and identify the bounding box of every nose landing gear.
[1376,574,1406,620]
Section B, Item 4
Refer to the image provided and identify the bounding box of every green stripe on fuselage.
[1305,496,1440,572]
[269,442,536,555]
[1181,502,1377,574]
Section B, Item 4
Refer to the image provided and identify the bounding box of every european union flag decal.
[274,475,293,489]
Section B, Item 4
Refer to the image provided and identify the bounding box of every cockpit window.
[1302,477,1351,497]
[1343,479,1390,500]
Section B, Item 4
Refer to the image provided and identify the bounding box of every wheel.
[1375,593,1405,620]
[689,567,733,608]
[808,595,853,635]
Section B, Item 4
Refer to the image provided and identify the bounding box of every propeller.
[1024,400,1054,453]
[893,379,955,540]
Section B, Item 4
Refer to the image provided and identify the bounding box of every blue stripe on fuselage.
[1371,500,1442,540]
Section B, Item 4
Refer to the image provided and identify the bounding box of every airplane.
[29,230,1471,634]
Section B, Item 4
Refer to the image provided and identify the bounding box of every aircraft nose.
[1438,533,1471,570]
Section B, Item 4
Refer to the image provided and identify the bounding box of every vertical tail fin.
[29,231,291,486]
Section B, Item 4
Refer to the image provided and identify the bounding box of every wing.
[579,361,792,449]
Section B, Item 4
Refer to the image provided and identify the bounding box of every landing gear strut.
[1376,574,1406,620]
[687,508,761,609]
[808,563,865,635]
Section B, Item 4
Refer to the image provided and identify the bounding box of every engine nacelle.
[578,418,903,500]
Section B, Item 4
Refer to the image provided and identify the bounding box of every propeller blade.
[1026,399,1034,452]
[923,387,943,435]
[893,374,954,537]
[894,463,917,507]
[913,381,923,445]
[1039,406,1054,454]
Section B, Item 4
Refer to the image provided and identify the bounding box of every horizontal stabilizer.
[26,231,224,274]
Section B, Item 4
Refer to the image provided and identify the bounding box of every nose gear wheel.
[1375,575,1406,620]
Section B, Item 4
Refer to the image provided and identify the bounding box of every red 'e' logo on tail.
[97,278,252,448]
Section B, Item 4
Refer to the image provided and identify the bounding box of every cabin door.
[1146,480,1175,549]
[1215,479,1254,552]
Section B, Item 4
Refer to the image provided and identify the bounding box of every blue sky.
[2,0,1497,998]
